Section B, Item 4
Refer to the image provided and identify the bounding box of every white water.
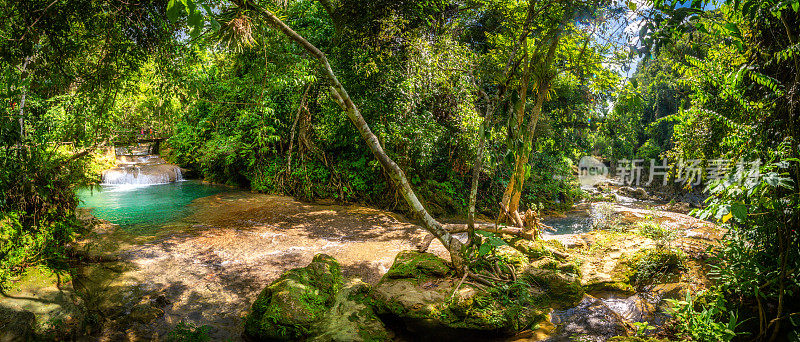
[102,154,183,185]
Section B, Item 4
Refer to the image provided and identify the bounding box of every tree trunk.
[499,13,568,224]
[250,1,465,269]
[286,84,311,176]
[467,85,493,245]
[17,56,32,140]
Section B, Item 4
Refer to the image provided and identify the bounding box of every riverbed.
[0,181,719,341]
[4,182,456,340]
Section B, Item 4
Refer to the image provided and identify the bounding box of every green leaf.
[475,230,492,237]
[764,172,780,186]
[188,10,204,39]
[478,243,491,256]
[488,237,507,247]
[723,23,742,40]
[731,203,747,221]
[167,0,182,23]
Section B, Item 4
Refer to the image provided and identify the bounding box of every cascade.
[102,143,183,185]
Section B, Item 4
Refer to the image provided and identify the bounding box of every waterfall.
[102,154,184,185]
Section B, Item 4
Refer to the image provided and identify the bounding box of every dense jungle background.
[1,0,799,340]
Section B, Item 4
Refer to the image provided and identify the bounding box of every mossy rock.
[530,257,581,277]
[372,251,548,334]
[522,267,584,308]
[372,277,546,333]
[584,280,636,294]
[384,251,451,279]
[510,239,567,261]
[613,248,685,287]
[583,280,636,294]
[494,245,529,275]
[244,254,344,341]
[310,280,391,342]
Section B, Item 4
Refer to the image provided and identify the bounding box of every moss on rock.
[608,337,669,342]
[530,257,581,277]
[494,245,530,275]
[244,254,345,341]
[310,280,391,342]
[522,267,584,308]
[384,251,451,279]
[583,280,636,294]
[372,250,552,335]
[510,239,568,261]
[613,248,686,287]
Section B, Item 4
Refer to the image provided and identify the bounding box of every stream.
[0,171,717,340]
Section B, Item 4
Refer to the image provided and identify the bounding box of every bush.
[636,221,678,247]
[0,147,87,288]
[665,290,740,342]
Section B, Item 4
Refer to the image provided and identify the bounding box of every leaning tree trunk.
[249,1,465,269]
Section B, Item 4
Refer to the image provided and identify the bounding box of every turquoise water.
[77,181,229,234]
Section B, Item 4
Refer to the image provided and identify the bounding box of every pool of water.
[543,213,593,235]
[77,180,229,234]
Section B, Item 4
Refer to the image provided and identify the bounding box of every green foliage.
[636,221,678,247]
[665,291,740,342]
[0,0,174,288]
[0,147,90,288]
[475,230,510,257]
[616,247,686,286]
[166,322,213,342]
[631,321,656,337]
[692,160,800,335]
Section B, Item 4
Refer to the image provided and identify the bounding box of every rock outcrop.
[243,254,390,342]
[371,251,583,336]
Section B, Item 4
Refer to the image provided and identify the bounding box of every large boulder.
[371,251,551,335]
[549,295,632,342]
[383,250,451,279]
[522,267,584,308]
[244,254,390,342]
[310,280,392,342]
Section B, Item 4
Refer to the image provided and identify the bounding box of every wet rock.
[0,307,36,342]
[244,254,390,342]
[549,295,631,341]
